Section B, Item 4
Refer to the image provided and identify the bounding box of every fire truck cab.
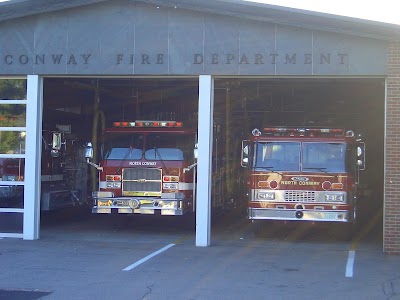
[86,120,197,216]
[241,127,365,223]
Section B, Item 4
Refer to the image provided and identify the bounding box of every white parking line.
[123,243,175,271]
[345,250,356,277]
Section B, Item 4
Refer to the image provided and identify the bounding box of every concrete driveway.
[0,210,398,300]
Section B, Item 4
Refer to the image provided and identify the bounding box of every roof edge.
[0,0,109,22]
[142,0,400,41]
[1,0,400,41]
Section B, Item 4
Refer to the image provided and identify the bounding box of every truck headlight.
[107,182,121,188]
[114,182,121,188]
[163,183,178,190]
[325,193,344,202]
[257,191,275,200]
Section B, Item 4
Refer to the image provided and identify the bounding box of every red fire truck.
[0,129,87,210]
[241,127,365,223]
[0,157,24,207]
[85,120,198,216]
[40,129,88,211]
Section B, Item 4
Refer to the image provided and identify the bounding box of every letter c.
[5,55,13,65]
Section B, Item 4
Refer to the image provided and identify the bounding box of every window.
[302,142,346,173]
[0,78,27,234]
[254,142,300,171]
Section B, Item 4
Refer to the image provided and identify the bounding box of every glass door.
[0,78,27,238]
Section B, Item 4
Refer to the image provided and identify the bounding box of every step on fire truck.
[241,127,365,223]
[85,120,198,216]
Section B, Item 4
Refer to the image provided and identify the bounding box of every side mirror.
[85,142,103,171]
[193,143,198,160]
[241,140,249,167]
[51,132,62,157]
[356,142,365,170]
[85,142,94,159]
[52,132,62,150]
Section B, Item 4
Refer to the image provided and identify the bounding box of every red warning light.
[269,180,278,189]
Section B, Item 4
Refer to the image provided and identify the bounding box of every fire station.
[1,0,400,254]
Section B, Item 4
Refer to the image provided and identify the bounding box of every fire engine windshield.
[144,133,192,161]
[103,133,143,160]
[103,132,195,161]
[106,147,142,160]
[302,142,346,173]
[254,142,348,173]
[255,142,300,171]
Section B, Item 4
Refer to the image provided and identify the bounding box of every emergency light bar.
[113,121,183,128]
[256,127,354,137]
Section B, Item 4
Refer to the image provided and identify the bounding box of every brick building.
[385,42,400,254]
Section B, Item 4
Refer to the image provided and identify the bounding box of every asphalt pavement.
[0,209,399,300]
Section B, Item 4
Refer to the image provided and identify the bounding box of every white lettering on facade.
[128,161,157,166]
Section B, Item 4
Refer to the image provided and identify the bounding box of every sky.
[0,0,398,25]
[244,0,400,25]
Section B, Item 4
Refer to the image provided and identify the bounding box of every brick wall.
[385,41,400,254]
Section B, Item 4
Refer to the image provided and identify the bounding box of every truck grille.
[284,191,316,202]
[122,168,162,193]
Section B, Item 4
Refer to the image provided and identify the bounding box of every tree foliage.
[0,79,27,154]
[0,79,26,100]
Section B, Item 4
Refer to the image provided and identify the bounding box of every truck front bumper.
[92,197,185,216]
[248,208,351,222]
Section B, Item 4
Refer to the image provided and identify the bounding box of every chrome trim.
[248,208,350,222]
[251,189,346,203]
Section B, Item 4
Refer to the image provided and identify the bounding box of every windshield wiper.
[155,147,170,175]
[303,167,336,177]
[116,147,132,174]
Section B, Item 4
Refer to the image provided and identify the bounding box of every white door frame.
[23,75,43,240]
[196,75,214,247]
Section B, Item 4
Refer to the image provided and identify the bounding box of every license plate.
[323,212,338,219]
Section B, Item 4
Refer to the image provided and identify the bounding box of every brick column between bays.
[385,41,400,254]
